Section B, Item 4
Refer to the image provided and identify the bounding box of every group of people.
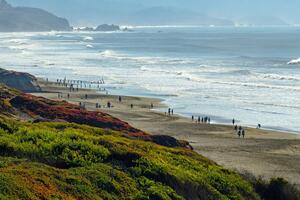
[167,108,174,115]
[55,77,105,92]
[232,119,246,138]
[192,116,211,124]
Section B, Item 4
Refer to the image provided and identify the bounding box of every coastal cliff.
[0,0,71,32]
[0,68,41,92]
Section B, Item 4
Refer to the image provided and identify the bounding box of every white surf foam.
[83,36,94,41]
[86,44,94,48]
[288,58,300,65]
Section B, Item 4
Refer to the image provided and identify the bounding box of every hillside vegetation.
[0,84,299,199]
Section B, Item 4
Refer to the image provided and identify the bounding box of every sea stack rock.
[95,24,120,32]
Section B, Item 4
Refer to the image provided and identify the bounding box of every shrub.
[254,177,300,200]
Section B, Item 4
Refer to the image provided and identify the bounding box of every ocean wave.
[98,50,194,65]
[259,73,300,81]
[86,44,94,48]
[83,36,94,41]
[287,58,300,65]
[181,72,300,91]
[253,102,300,110]
[140,66,183,76]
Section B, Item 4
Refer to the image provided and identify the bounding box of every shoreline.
[32,79,300,187]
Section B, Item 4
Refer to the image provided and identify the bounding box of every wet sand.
[32,81,300,187]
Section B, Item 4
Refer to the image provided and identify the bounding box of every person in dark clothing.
[192,116,194,121]
[238,130,241,138]
[234,125,238,131]
[119,96,122,102]
[131,104,133,109]
[257,124,261,129]
[232,118,235,125]
[239,126,242,131]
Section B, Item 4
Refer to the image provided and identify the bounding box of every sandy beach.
[33,80,300,187]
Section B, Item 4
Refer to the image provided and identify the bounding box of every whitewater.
[0,27,300,133]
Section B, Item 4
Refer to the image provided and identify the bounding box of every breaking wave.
[287,58,300,65]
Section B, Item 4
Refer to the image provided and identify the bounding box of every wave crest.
[288,58,300,65]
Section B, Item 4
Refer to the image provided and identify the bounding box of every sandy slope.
[33,81,300,187]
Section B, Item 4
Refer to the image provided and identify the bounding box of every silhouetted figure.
[208,117,211,124]
[232,118,235,125]
[234,125,238,131]
[131,104,133,109]
[67,93,70,99]
[192,116,194,121]
[242,129,245,138]
[257,124,261,129]
[118,96,122,102]
[171,109,174,115]
[201,117,204,123]
[107,102,111,108]
[198,117,200,123]
[151,103,154,109]
[85,94,88,99]
[238,130,241,138]
[168,108,171,115]
[239,126,242,132]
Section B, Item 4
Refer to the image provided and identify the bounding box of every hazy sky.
[8,0,300,26]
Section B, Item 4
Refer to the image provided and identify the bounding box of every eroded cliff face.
[0,68,41,92]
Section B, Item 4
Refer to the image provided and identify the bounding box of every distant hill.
[123,7,234,26]
[0,0,71,32]
[236,16,289,26]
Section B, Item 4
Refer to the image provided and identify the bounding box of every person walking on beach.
[171,109,174,115]
[118,96,122,102]
[232,118,235,126]
[257,124,261,129]
[85,94,88,99]
[238,130,241,138]
[242,129,245,138]
[239,126,242,132]
[198,117,200,123]
[192,115,194,121]
[208,117,211,124]
[234,125,238,131]
[131,104,134,109]
[168,108,171,115]
[107,101,111,108]
[67,93,70,99]
[151,103,154,109]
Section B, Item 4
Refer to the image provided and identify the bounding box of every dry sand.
[32,81,300,187]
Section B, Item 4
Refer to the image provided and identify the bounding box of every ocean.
[1,26,300,133]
